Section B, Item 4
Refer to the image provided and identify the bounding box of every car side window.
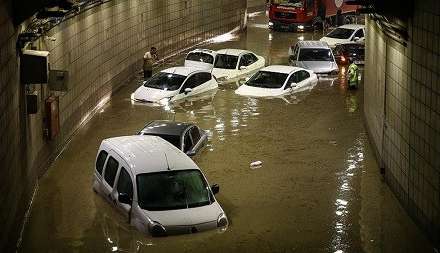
[116,167,133,199]
[104,156,119,187]
[354,29,364,38]
[190,127,201,144]
[299,70,310,82]
[181,73,210,93]
[96,150,108,175]
[285,72,299,89]
[249,53,258,63]
[181,75,198,91]
[239,55,249,68]
[183,131,193,152]
[288,72,300,83]
[198,72,212,84]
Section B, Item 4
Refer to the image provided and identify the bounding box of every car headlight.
[268,21,274,26]
[159,97,171,105]
[130,93,135,101]
[149,221,167,237]
[297,25,304,30]
[217,213,228,227]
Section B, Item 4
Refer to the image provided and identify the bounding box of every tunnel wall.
[247,0,266,11]
[0,0,246,251]
[364,1,440,245]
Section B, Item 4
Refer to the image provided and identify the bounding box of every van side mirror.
[211,184,220,195]
[240,66,247,70]
[118,192,132,205]
[290,82,297,88]
[184,88,192,94]
[353,37,360,41]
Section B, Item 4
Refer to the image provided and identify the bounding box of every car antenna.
[164,153,171,170]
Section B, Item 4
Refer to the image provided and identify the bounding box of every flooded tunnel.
[0,0,439,252]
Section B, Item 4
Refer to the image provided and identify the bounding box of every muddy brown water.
[19,12,434,253]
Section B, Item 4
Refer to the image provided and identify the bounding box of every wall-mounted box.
[20,50,49,84]
[49,70,69,91]
[45,96,59,140]
[26,94,38,114]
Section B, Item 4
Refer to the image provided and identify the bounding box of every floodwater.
[19,11,434,253]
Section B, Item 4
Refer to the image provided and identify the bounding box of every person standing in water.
[347,59,359,89]
[143,47,158,79]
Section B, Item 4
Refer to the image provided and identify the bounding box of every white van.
[93,135,228,236]
[289,41,339,75]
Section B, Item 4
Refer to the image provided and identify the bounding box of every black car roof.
[139,120,193,136]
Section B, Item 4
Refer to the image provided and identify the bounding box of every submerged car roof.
[139,120,193,136]
[102,135,197,175]
[260,65,302,74]
[297,41,330,49]
[161,66,205,76]
[216,48,250,56]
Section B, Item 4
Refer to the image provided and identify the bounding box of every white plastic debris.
[250,161,263,167]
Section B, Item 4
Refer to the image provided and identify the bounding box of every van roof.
[296,40,330,49]
[101,135,198,175]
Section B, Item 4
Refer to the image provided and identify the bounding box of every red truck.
[268,0,358,31]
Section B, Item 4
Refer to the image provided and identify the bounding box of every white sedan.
[132,67,218,104]
[93,135,228,236]
[184,49,217,70]
[235,65,318,97]
[212,49,265,81]
[319,24,365,48]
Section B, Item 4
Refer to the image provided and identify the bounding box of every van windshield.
[137,170,213,211]
[274,0,303,7]
[298,48,333,61]
[143,72,186,91]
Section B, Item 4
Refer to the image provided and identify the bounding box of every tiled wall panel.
[364,0,440,246]
[0,0,246,251]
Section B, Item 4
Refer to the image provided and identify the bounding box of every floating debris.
[250,161,263,169]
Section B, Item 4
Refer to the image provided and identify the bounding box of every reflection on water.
[331,134,365,253]
[19,10,434,253]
